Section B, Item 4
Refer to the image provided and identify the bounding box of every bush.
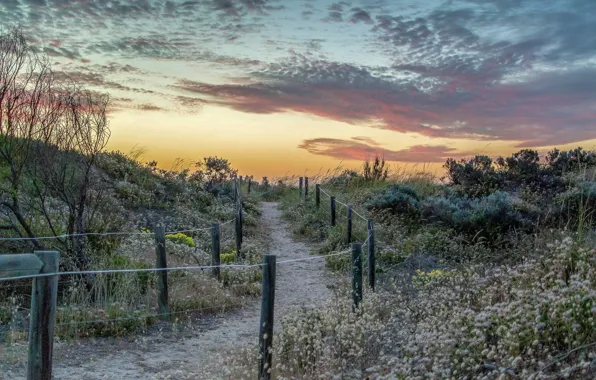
[114,181,154,209]
[546,147,596,175]
[165,232,195,247]
[444,155,502,197]
[554,180,596,228]
[365,184,420,219]
[421,191,536,244]
[221,252,236,264]
[227,236,596,379]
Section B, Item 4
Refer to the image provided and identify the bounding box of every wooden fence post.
[315,184,320,208]
[367,219,375,292]
[330,196,336,226]
[299,177,303,197]
[347,204,353,245]
[352,243,363,310]
[234,179,238,203]
[248,178,252,194]
[235,208,243,258]
[211,223,221,280]
[304,177,309,199]
[27,250,59,380]
[154,224,170,321]
[258,254,276,380]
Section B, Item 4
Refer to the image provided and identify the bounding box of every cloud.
[172,54,596,147]
[351,136,380,146]
[53,71,156,94]
[135,103,162,111]
[3,0,595,150]
[298,138,465,162]
[324,11,343,23]
[348,8,373,24]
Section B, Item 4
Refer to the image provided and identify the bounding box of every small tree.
[191,156,237,192]
[30,84,110,269]
[0,27,112,270]
[0,27,61,248]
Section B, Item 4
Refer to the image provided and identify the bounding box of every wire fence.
[0,177,387,379]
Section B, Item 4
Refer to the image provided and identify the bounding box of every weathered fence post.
[367,219,375,292]
[304,177,309,199]
[27,250,59,380]
[211,223,221,280]
[347,204,353,245]
[352,243,363,310]
[315,184,320,208]
[258,254,276,380]
[248,178,252,194]
[299,177,303,197]
[235,208,243,258]
[154,224,170,321]
[234,179,239,203]
[330,196,336,226]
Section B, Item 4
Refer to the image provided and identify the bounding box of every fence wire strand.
[0,218,238,242]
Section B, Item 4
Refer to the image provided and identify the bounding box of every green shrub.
[545,147,596,175]
[114,181,154,208]
[365,184,420,219]
[421,191,536,244]
[554,180,596,228]
[221,252,236,264]
[165,232,195,247]
[444,155,501,197]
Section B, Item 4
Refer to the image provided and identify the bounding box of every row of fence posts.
[2,176,367,380]
[0,178,248,380]
[254,177,378,378]
[298,177,375,292]
[238,175,252,194]
[154,178,245,316]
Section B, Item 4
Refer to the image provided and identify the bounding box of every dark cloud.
[325,11,343,23]
[302,10,314,19]
[210,0,281,17]
[53,71,156,94]
[42,45,82,60]
[349,8,373,24]
[87,35,193,59]
[298,138,465,162]
[135,103,162,111]
[328,3,344,12]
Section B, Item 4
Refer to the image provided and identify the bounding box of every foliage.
[554,180,596,228]
[545,147,596,175]
[444,155,502,197]
[165,232,196,247]
[421,191,537,244]
[228,235,596,379]
[191,156,237,195]
[221,253,236,264]
[364,184,420,219]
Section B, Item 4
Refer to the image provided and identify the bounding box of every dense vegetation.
[227,149,596,379]
[0,28,267,349]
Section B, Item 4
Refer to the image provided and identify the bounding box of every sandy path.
[3,202,330,380]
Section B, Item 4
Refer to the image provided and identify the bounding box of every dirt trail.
[4,202,331,380]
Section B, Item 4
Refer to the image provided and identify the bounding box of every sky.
[1,0,596,178]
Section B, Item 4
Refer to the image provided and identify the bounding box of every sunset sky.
[2,0,596,178]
